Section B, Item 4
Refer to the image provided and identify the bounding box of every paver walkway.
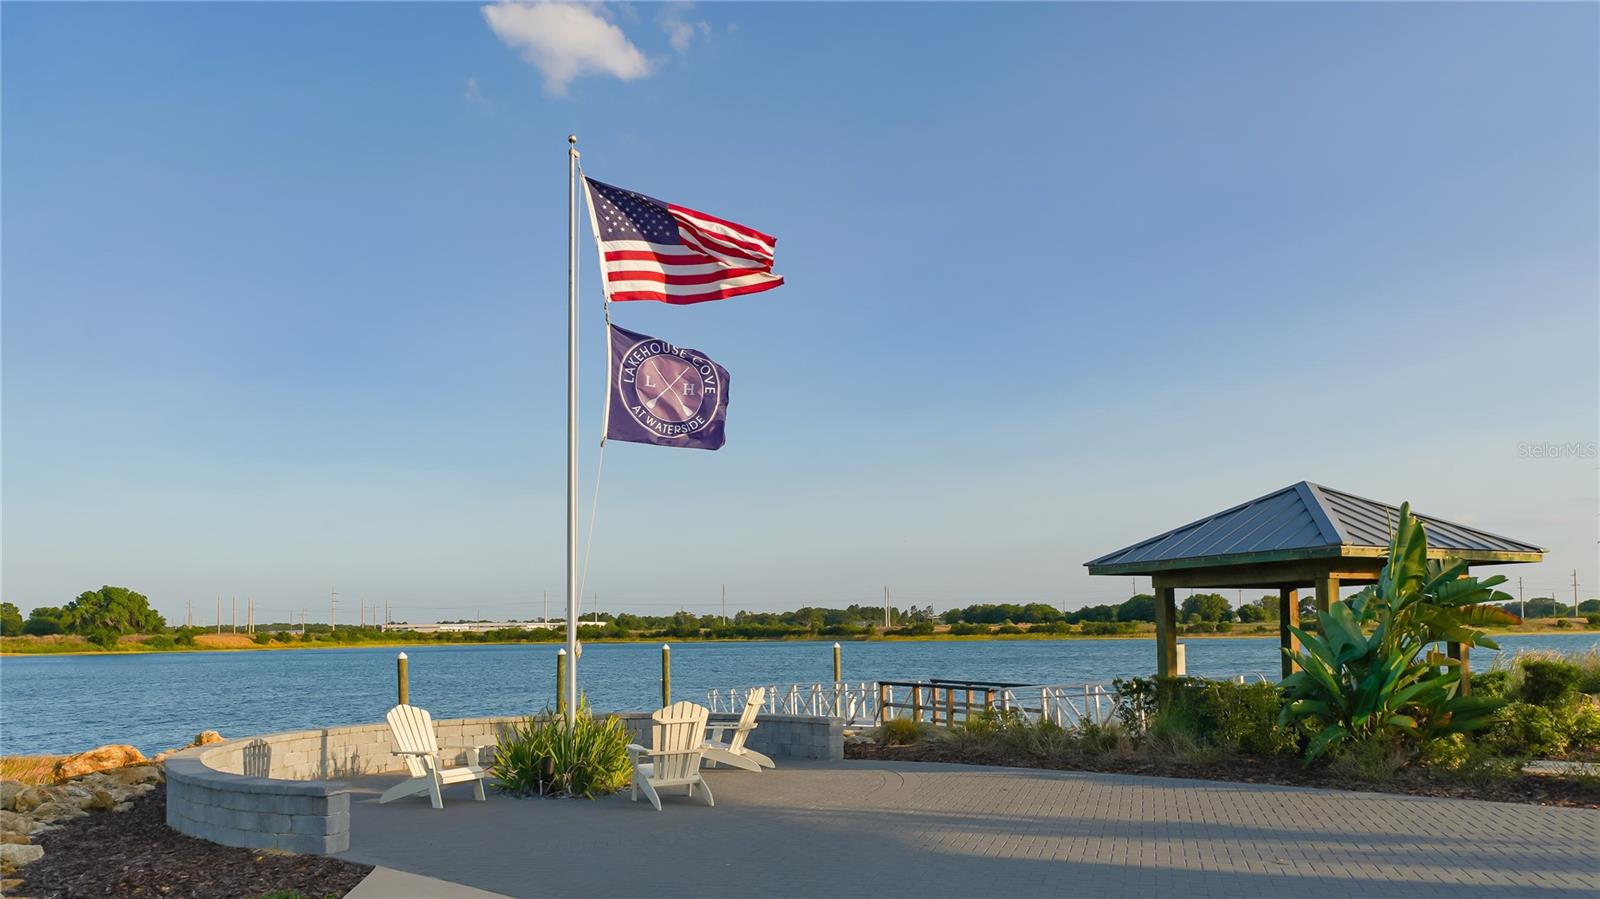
[338,760,1599,898]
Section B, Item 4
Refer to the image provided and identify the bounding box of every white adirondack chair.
[378,704,488,809]
[702,687,775,773]
[627,701,714,812]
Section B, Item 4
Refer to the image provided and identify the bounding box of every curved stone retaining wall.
[165,711,840,853]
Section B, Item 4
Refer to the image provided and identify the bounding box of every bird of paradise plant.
[1279,502,1517,761]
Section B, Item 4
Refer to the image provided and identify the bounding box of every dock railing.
[706,678,1127,730]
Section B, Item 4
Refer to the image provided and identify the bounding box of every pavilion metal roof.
[1085,481,1544,575]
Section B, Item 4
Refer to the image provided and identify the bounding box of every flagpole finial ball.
[568,134,577,144]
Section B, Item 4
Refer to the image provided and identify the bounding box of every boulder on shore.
[8,788,49,815]
[52,744,147,781]
[0,782,21,813]
[0,841,45,869]
[107,765,163,786]
[153,730,224,763]
[0,810,35,836]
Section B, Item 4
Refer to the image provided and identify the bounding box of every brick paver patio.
[338,760,1598,898]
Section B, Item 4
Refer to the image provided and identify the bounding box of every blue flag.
[606,324,729,451]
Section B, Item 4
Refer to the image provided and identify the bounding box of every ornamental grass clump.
[876,716,930,746]
[490,702,632,799]
[1279,502,1515,763]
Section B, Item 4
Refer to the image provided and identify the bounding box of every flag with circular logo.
[606,324,729,450]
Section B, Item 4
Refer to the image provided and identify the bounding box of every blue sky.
[4,3,1596,625]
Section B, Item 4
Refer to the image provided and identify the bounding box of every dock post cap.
[397,652,407,660]
[557,647,566,655]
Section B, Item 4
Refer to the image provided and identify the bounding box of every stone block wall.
[614,711,842,761]
[166,710,842,854]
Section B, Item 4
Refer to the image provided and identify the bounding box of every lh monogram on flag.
[606,324,730,450]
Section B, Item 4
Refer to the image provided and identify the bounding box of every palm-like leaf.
[1278,502,1508,763]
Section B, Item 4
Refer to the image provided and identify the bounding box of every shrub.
[1554,619,1571,629]
[1326,733,1410,783]
[253,632,274,645]
[1520,659,1582,707]
[1077,721,1133,755]
[1564,702,1600,754]
[489,704,631,799]
[1417,733,1524,784]
[948,623,993,636]
[1470,670,1512,699]
[87,629,119,649]
[1214,621,1234,633]
[144,634,176,650]
[944,710,1076,759]
[1110,677,1294,756]
[1080,621,1136,636]
[877,717,929,746]
[995,625,1024,635]
[1485,702,1567,758]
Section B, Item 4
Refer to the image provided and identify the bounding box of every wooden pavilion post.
[1447,641,1471,695]
[1314,572,1339,616]
[1447,567,1472,695]
[1153,585,1178,677]
[1278,587,1300,678]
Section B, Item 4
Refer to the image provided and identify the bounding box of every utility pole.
[543,590,548,622]
[1574,570,1581,618]
[360,601,365,629]
[1519,577,1525,620]
[232,596,237,634]
[883,585,891,629]
[721,584,727,625]
[330,588,338,633]
[301,608,308,637]
[186,600,192,629]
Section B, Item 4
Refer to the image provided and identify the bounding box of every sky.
[3,2,1596,627]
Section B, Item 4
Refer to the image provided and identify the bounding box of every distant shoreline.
[3,623,1593,659]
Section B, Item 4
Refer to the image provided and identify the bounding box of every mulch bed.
[15,790,372,899]
[846,741,1600,808]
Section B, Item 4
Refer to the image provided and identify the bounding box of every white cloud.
[482,2,651,94]
[463,77,491,108]
[658,2,710,54]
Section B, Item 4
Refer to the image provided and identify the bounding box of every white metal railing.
[706,680,1125,729]
[707,674,1275,731]
[706,681,880,726]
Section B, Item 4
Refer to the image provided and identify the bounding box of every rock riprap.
[0,764,165,876]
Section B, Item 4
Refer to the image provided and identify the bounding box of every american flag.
[584,177,784,305]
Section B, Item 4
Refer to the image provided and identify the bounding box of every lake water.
[2,633,1595,756]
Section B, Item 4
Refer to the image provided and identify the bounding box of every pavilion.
[1084,481,1544,684]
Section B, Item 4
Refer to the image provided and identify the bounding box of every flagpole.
[565,133,580,726]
